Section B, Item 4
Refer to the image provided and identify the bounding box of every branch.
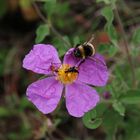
[114,6,136,87]
[32,2,71,48]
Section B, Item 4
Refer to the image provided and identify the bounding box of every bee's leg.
[76,59,85,67]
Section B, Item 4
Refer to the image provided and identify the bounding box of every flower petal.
[78,54,109,86]
[63,48,80,66]
[64,48,109,86]
[27,77,63,114]
[23,44,61,74]
[65,82,100,117]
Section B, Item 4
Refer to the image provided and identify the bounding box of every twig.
[48,19,71,48]
[32,2,47,23]
[114,6,136,87]
[32,2,71,48]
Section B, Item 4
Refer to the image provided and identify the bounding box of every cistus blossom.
[23,44,108,117]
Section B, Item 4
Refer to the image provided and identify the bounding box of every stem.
[32,2,46,23]
[32,2,71,48]
[48,19,71,48]
[114,6,136,87]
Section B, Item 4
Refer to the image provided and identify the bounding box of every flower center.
[56,64,78,84]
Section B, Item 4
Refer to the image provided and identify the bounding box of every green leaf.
[73,36,80,46]
[97,43,118,57]
[43,0,57,17]
[106,24,118,42]
[19,97,33,111]
[19,0,32,8]
[95,103,108,116]
[96,0,110,4]
[0,107,10,117]
[55,2,69,16]
[101,6,114,27]
[82,109,102,129]
[7,133,19,140]
[132,28,140,45]
[102,109,123,139]
[113,101,125,116]
[101,7,118,42]
[120,90,140,104]
[52,37,68,56]
[35,24,50,43]
[0,0,7,18]
[96,0,116,7]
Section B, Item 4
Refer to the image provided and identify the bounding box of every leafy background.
[0,0,140,140]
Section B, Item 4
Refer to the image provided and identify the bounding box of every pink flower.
[23,44,108,117]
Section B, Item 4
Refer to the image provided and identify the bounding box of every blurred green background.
[0,0,140,140]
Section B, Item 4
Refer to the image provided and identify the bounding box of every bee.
[65,66,79,74]
[74,34,95,59]
[73,35,105,67]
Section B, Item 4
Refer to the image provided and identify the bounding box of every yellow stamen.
[56,64,78,84]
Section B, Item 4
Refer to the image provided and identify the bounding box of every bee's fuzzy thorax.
[78,45,85,59]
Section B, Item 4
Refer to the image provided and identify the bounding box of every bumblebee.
[74,35,95,59]
[73,35,105,67]
[65,66,79,74]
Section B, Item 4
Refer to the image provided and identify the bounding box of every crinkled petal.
[23,44,61,75]
[27,77,63,114]
[78,54,109,86]
[63,48,80,66]
[65,82,100,117]
[64,48,108,86]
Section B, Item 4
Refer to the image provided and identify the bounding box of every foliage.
[0,0,7,18]
[0,0,140,139]
[35,24,50,43]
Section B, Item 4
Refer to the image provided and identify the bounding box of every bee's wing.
[78,53,109,86]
